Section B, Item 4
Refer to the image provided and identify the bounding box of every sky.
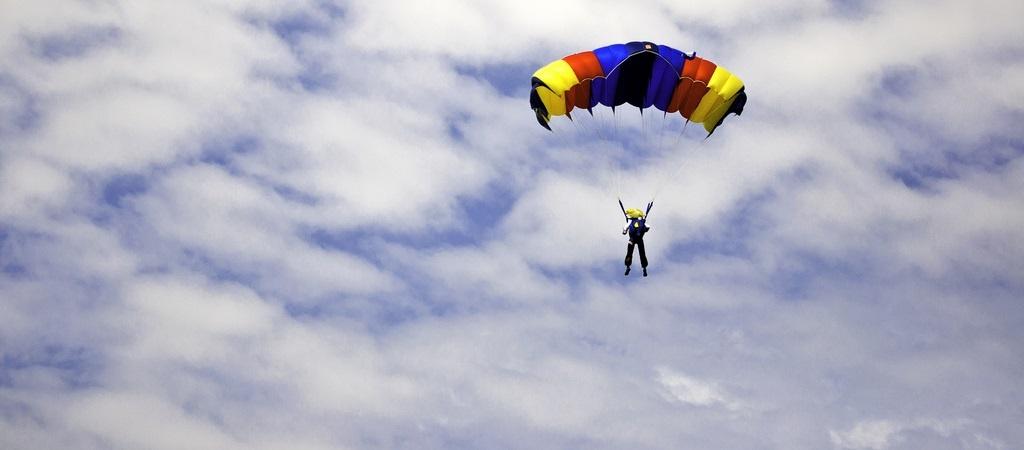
[1,0,1023,448]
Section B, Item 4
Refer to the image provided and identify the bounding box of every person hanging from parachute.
[529,41,747,277]
[621,200,652,276]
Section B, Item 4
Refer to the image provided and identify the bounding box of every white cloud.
[340,0,691,62]
[829,418,986,450]
[64,390,248,450]
[832,419,902,450]
[117,276,279,361]
[264,95,494,230]
[657,367,740,410]
[0,156,73,219]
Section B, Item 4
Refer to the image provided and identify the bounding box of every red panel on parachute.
[678,58,716,120]
[563,52,604,113]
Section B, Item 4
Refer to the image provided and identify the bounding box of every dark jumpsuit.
[625,218,649,269]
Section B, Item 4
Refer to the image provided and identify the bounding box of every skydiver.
[622,207,650,277]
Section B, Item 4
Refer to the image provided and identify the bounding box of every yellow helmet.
[625,208,645,219]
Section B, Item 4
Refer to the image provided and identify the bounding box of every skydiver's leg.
[624,242,635,275]
[637,239,648,276]
[637,239,648,268]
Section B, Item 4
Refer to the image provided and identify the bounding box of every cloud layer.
[2,0,1023,448]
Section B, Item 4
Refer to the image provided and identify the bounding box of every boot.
[642,267,648,277]
[624,267,631,276]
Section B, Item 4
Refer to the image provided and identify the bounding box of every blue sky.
[1,1,1023,448]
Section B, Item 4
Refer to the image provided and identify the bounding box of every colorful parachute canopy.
[530,41,747,135]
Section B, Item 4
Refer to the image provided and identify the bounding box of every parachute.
[531,42,746,274]
[530,41,747,136]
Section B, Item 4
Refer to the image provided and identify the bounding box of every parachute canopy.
[530,41,747,135]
